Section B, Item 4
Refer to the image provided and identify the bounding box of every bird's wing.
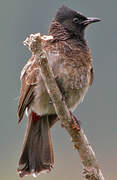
[18,56,39,123]
[89,66,94,86]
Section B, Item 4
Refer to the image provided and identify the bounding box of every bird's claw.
[69,112,81,131]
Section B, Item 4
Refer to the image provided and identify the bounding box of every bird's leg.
[69,111,81,131]
[61,91,66,101]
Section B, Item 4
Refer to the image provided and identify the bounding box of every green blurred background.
[0,0,117,179]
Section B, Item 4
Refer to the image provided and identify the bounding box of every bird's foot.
[69,111,81,131]
[60,112,81,131]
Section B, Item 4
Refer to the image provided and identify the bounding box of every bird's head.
[55,5,101,39]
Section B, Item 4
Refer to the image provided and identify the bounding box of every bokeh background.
[0,0,117,179]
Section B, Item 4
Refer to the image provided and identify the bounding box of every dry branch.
[23,33,105,180]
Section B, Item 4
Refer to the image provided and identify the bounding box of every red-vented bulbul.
[17,5,100,177]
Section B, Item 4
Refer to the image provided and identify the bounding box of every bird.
[17,5,100,178]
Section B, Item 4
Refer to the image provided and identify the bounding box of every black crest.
[55,5,87,24]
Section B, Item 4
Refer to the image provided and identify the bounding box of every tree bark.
[23,33,105,180]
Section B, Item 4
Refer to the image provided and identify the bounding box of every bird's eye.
[73,17,79,23]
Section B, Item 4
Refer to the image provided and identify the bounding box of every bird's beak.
[82,17,101,26]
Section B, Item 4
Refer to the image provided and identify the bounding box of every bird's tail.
[17,112,57,178]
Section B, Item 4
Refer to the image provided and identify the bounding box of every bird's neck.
[49,21,72,41]
[49,21,87,49]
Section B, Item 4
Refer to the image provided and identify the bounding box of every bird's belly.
[30,51,91,115]
[68,84,89,112]
[31,73,90,115]
[55,66,91,112]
